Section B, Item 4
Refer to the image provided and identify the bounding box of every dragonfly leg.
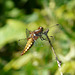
[40,36,46,41]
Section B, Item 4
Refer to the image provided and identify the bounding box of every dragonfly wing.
[26,28,31,38]
[34,38,47,47]
[39,24,62,45]
[49,24,62,36]
[18,38,27,49]
[49,24,62,43]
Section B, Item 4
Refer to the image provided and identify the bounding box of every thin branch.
[43,29,63,75]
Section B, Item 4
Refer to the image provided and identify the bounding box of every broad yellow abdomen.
[21,38,34,55]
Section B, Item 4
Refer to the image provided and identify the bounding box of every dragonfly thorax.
[34,27,43,35]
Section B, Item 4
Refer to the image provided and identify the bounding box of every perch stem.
[44,29,63,75]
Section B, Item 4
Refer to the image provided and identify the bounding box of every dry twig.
[43,29,63,75]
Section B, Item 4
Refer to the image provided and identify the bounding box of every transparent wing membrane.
[26,28,31,38]
[39,24,62,44]
[49,24,62,36]
[48,24,62,44]
[34,38,45,47]
[18,38,27,49]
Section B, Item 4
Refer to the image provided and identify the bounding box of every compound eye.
[38,27,43,30]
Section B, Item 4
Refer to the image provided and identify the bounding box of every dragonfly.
[18,24,61,55]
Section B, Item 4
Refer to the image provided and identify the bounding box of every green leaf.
[3,53,33,71]
[55,61,75,75]
[0,19,26,49]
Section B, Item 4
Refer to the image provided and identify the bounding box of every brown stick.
[43,29,63,75]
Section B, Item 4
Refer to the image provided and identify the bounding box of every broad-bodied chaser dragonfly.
[18,24,61,55]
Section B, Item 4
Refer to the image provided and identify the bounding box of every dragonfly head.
[38,27,43,32]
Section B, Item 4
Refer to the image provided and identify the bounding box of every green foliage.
[0,0,75,75]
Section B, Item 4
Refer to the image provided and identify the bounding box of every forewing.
[18,29,31,49]
[26,28,31,38]
[39,24,62,44]
[48,24,62,36]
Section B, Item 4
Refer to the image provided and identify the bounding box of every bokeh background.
[0,0,75,75]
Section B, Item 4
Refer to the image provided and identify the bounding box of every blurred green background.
[0,0,75,75]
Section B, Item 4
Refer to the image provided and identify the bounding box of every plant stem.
[44,29,63,75]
